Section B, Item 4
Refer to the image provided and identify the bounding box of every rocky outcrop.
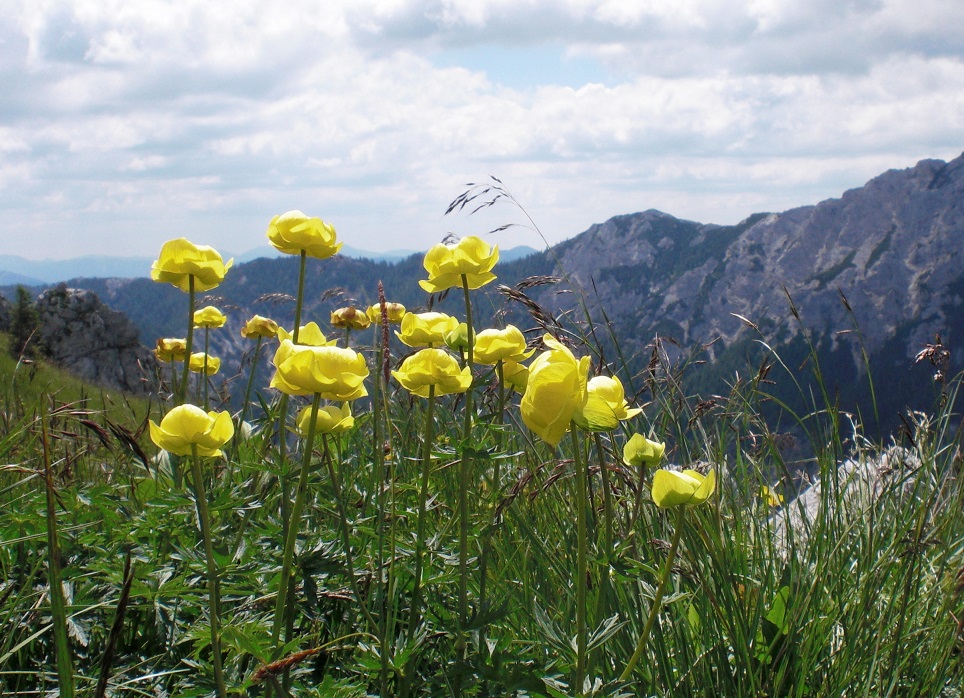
[35,284,158,395]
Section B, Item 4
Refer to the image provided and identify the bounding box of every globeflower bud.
[295,402,354,435]
[155,337,187,362]
[193,306,227,329]
[444,323,474,353]
[366,302,406,325]
[330,306,372,330]
[240,315,279,339]
[651,468,716,508]
[622,434,665,467]
[188,352,221,375]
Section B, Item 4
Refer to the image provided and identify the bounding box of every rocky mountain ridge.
[536,156,963,376]
[5,153,961,421]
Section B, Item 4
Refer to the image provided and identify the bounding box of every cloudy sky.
[3,0,964,261]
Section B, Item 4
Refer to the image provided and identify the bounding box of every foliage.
[8,285,41,359]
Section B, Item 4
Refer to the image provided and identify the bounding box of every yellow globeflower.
[392,348,472,398]
[366,302,406,325]
[622,434,666,467]
[193,305,227,329]
[574,375,642,432]
[266,210,342,259]
[418,235,499,293]
[501,360,529,393]
[188,352,221,375]
[295,403,354,435]
[149,404,234,457]
[277,322,338,347]
[155,337,187,362]
[520,335,590,447]
[270,340,369,400]
[651,468,716,508]
[396,311,459,348]
[331,306,372,330]
[240,315,279,339]
[473,325,534,365]
[150,238,233,292]
[443,323,473,353]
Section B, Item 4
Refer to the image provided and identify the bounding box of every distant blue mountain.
[0,244,540,284]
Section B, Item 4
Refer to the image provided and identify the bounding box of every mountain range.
[5,154,963,433]
[0,245,541,285]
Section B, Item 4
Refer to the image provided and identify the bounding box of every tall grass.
[0,238,962,698]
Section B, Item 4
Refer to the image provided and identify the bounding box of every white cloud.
[1,0,963,260]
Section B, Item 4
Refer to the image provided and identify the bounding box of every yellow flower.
[520,335,590,447]
[395,312,459,348]
[240,315,279,339]
[651,468,716,508]
[418,236,499,293]
[266,210,342,259]
[473,325,534,365]
[270,340,369,400]
[296,402,354,435]
[574,375,642,432]
[149,404,234,457]
[277,322,338,347]
[623,434,666,467]
[759,486,785,507]
[501,360,529,393]
[443,322,473,352]
[392,348,472,398]
[193,305,227,329]
[150,238,233,292]
[366,302,406,325]
[330,306,372,330]
[188,352,221,375]
[155,337,187,362]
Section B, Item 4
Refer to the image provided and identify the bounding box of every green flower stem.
[594,432,616,611]
[589,432,616,676]
[370,317,393,696]
[169,358,180,403]
[231,336,264,467]
[458,274,475,650]
[322,433,379,633]
[179,275,196,406]
[407,384,436,642]
[293,251,307,343]
[477,360,507,651]
[572,427,589,696]
[202,327,210,409]
[272,247,308,676]
[619,506,686,684]
[271,392,322,656]
[188,444,227,698]
[41,399,75,698]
